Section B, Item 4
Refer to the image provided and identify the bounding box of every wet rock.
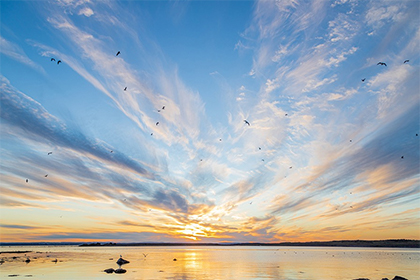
[8,275,19,277]
[114,268,127,274]
[382,278,389,280]
[173,258,177,261]
[25,258,30,263]
[104,268,114,274]
[392,277,408,280]
[353,278,369,280]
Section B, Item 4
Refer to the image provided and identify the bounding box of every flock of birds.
[24,53,415,198]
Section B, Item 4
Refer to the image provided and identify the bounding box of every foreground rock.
[354,276,408,280]
[114,268,127,274]
[103,268,114,274]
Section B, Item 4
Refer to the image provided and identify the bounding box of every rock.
[353,278,369,280]
[382,278,389,280]
[25,258,30,263]
[103,268,114,274]
[392,276,408,280]
[116,257,129,265]
[173,258,177,261]
[114,268,126,274]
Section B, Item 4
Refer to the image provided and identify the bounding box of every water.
[0,246,419,279]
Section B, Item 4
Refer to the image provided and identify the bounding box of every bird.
[244,120,250,126]
[57,60,62,65]
[219,138,222,141]
[156,122,159,126]
[361,78,366,82]
[45,174,48,177]
[51,58,56,62]
[116,51,120,56]
[124,87,127,91]
[262,159,264,162]
[416,134,418,136]
[404,60,409,64]
[142,253,148,258]
[151,133,153,136]
[162,106,165,110]
[259,147,261,150]
[350,139,352,142]
[48,152,52,155]
[110,150,113,153]
[377,62,387,66]
[401,156,404,159]
[285,113,288,116]
[289,166,292,169]
[26,179,28,183]
[25,258,30,263]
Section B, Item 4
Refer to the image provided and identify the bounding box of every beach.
[0,246,419,279]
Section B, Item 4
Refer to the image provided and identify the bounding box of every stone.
[114,268,126,274]
[103,268,114,274]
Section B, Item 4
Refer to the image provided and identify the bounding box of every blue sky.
[0,0,419,242]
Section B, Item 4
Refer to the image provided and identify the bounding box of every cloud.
[0,76,153,179]
[0,36,46,74]
[78,7,94,17]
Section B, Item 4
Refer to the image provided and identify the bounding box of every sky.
[0,0,419,243]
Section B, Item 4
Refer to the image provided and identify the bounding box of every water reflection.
[0,246,418,279]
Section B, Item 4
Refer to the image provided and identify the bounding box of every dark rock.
[353,278,369,280]
[116,257,129,265]
[25,258,30,263]
[8,275,19,277]
[382,278,389,280]
[114,268,126,274]
[173,258,177,261]
[103,268,114,274]
[392,276,408,280]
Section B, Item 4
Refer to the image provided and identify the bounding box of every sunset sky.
[0,0,419,243]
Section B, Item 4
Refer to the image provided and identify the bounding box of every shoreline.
[1,239,419,248]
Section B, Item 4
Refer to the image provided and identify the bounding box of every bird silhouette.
[48,152,52,155]
[162,106,165,110]
[289,166,292,169]
[285,113,288,116]
[404,60,409,64]
[262,159,264,162]
[416,133,418,136]
[156,122,159,126]
[361,78,366,82]
[259,147,261,150]
[401,156,404,159]
[110,150,113,153]
[377,62,387,66]
[244,120,250,126]
[57,60,62,65]
[143,253,148,258]
[45,174,48,177]
[116,51,120,56]
[26,179,28,183]
[151,133,153,136]
[219,138,222,141]
[124,87,127,91]
[51,58,56,62]
[350,139,352,142]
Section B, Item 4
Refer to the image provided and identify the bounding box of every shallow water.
[0,246,418,279]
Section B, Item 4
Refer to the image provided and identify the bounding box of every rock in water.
[114,268,126,274]
[103,268,114,274]
[392,277,408,280]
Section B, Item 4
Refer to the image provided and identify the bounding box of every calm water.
[0,246,419,279]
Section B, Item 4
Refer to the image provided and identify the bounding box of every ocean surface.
[0,246,419,279]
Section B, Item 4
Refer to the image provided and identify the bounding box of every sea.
[0,246,419,279]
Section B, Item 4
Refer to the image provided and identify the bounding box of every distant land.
[1,239,419,248]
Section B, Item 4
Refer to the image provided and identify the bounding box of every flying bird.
[142,253,148,258]
[401,156,404,159]
[162,106,165,110]
[124,87,127,91]
[116,51,120,56]
[262,159,264,162]
[57,60,62,65]
[361,78,366,82]
[350,139,352,142]
[156,122,159,126]
[244,120,250,126]
[259,147,261,150]
[151,133,153,136]
[45,174,48,177]
[285,113,288,116]
[289,166,292,169]
[110,150,113,153]
[219,138,222,141]
[48,152,52,155]
[26,179,28,183]
[377,62,387,66]
[416,134,418,137]
[51,58,56,62]
[404,60,409,64]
